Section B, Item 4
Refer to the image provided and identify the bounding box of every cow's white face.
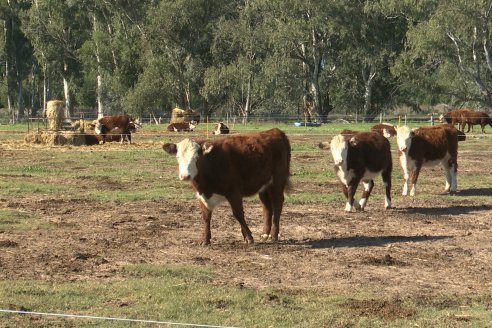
[94,122,103,134]
[163,138,201,181]
[396,126,413,152]
[330,135,348,166]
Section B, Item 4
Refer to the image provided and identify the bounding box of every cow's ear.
[162,143,177,155]
[349,136,358,146]
[202,142,214,155]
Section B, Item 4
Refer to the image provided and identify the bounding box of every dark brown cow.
[212,122,230,135]
[396,125,465,196]
[460,110,492,133]
[94,115,139,144]
[319,131,392,212]
[162,128,291,245]
[439,109,470,131]
[371,123,397,138]
[84,124,138,145]
[166,122,196,132]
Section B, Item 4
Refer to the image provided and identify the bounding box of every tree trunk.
[362,64,376,122]
[63,62,71,118]
[94,15,104,119]
[4,9,13,122]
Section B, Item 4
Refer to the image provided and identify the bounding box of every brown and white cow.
[162,128,291,245]
[94,115,140,144]
[396,125,465,196]
[371,123,397,138]
[319,131,392,212]
[212,122,230,135]
[166,121,196,132]
[460,110,492,133]
[439,109,470,131]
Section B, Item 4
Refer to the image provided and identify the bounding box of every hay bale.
[24,130,86,146]
[171,108,185,123]
[46,100,65,130]
[171,107,200,124]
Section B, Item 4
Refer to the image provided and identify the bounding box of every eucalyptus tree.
[378,0,492,109]
[77,0,151,117]
[126,0,230,118]
[2,0,33,120]
[332,1,405,120]
[202,0,272,122]
[21,0,90,116]
[245,0,348,122]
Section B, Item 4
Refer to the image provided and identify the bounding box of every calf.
[162,128,291,245]
[396,125,464,196]
[319,131,392,212]
[461,110,492,133]
[439,109,470,131]
[94,115,139,144]
[167,121,196,132]
[371,123,397,138]
[212,122,230,135]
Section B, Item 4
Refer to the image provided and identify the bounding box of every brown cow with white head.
[320,131,392,212]
[396,125,464,196]
[162,128,291,245]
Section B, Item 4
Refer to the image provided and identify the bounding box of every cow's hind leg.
[382,169,392,209]
[444,157,458,193]
[269,184,285,241]
[227,194,254,244]
[358,180,374,211]
[259,189,273,241]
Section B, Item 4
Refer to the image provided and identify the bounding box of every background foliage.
[1,0,492,122]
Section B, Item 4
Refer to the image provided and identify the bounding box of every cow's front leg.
[409,166,421,196]
[358,180,374,210]
[198,201,212,246]
[345,179,360,212]
[227,194,254,244]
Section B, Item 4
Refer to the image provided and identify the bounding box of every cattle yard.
[0,122,491,327]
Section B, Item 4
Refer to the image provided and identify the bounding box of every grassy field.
[0,121,491,327]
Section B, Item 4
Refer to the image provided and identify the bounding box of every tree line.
[1,0,492,123]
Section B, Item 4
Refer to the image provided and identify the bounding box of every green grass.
[0,209,53,231]
[0,264,490,327]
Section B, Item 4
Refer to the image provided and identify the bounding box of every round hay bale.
[46,100,65,130]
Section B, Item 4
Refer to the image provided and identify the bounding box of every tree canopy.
[1,0,491,122]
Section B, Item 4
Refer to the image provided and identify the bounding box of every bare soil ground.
[1,133,491,299]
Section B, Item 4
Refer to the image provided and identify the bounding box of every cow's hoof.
[260,234,271,242]
[245,238,254,245]
[199,240,211,247]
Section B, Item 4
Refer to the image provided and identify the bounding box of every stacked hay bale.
[45,100,66,130]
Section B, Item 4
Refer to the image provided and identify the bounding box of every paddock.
[0,123,491,326]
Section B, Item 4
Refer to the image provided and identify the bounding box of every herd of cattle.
[79,110,487,245]
[161,114,479,245]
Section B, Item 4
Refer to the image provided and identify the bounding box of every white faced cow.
[162,128,291,245]
[320,131,392,212]
[396,125,464,196]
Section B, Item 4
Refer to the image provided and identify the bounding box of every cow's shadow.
[394,204,491,216]
[302,235,452,249]
[455,188,492,197]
